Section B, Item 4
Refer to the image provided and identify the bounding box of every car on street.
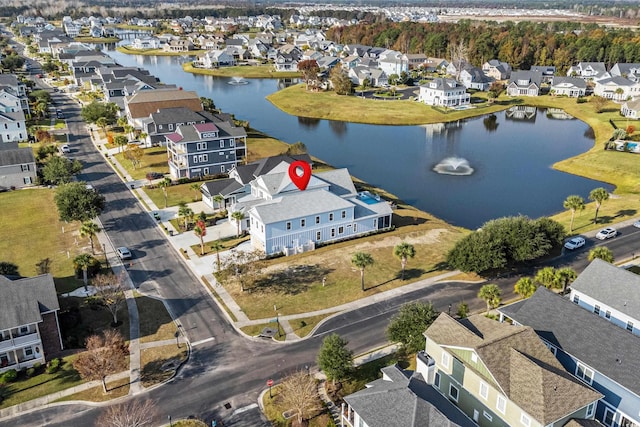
[595,227,618,240]
[116,247,132,260]
[153,211,161,221]
[634,220,640,228]
[59,144,70,154]
[564,236,586,250]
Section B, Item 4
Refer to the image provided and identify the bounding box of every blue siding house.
[499,287,640,427]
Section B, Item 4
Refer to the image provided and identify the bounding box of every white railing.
[14,332,39,346]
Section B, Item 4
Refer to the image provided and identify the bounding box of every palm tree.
[194,220,207,255]
[514,277,536,299]
[73,253,94,292]
[535,266,558,289]
[178,202,193,230]
[393,242,416,280]
[124,124,135,140]
[563,195,585,233]
[231,211,245,238]
[158,177,172,208]
[117,116,128,129]
[478,283,501,312]
[33,100,47,119]
[588,187,609,224]
[190,183,201,201]
[95,117,109,135]
[79,221,101,255]
[556,267,577,293]
[213,194,224,211]
[351,252,374,291]
[210,241,224,271]
[588,246,614,263]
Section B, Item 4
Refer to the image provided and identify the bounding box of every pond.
[105,49,612,229]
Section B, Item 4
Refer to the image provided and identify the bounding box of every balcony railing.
[0,332,40,351]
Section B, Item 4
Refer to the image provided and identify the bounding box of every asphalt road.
[5,50,640,426]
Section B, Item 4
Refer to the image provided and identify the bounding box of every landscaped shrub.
[576,97,587,104]
[46,358,60,374]
[0,384,9,403]
[26,367,36,378]
[1,369,17,383]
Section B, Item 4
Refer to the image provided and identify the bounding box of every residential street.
[4,71,640,427]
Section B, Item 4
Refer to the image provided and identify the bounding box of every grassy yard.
[136,294,177,344]
[145,183,195,208]
[190,235,250,257]
[0,189,88,293]
[261,383,331,427]
[117,45,207,56]
[183,62,301,79]
[140,345,188,387]
[112,146,169,181]
[246,128,292,162]
[60,297,131,348]
[0,355,83,409]
[267,84,510,126]
[54,377,130,402]
[219,205,466,319]
[289,314,332,338]
[240,321,285,341]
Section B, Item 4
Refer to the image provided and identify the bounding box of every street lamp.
[168,415,172,427]
[103,243,109,269]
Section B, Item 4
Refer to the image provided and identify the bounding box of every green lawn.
[0,355,83,409]
[190,235,250,257]
[140,345,188,387]
[0,189,87,293]
[145,183,195,208]
[136,293,177,344]
[54,377,129,402]
[112,146,169,181]
[183,62,301,79]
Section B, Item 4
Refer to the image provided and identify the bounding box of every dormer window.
[168,124,173,130]
[518,79,529,85]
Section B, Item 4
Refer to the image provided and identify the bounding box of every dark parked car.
[146,171,165,180]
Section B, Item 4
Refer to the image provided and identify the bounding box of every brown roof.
[125,89,202,119]
[425,313,602,425]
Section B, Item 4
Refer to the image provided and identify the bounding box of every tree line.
[327,20,640,72]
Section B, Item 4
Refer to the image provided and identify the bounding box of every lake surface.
[105,49,612,229]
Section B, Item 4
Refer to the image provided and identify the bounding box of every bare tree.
[449,40,468,80]
[92,273,127,326]
[223,248,265,292]
[73,330,129,394]
[279,371,321,425]
[95,399,157,427]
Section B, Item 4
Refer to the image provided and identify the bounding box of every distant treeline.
[327,20,640,73]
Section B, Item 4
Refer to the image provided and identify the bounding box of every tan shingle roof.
[125,89,202,119]
[426,314,602,425]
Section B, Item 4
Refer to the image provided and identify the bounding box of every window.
[434,372,440,389]
[330,228,336,238]
[471,353,477,363]
[573,295,580,304]
[159,125,163,130]
[20,326,28,334]
[520,413,531,427]
[24,347,33,357]
[169,124,173,130]
[3,123,6,129]
[23,177,32,185]
[220,165,225,173]
[219,152,224,155]
[300,219,305,227]
[575,362,594,384]
[586,402,595,418]
[341,210,346,218]
[286,222,291,230]
[315,216,320,224]
[603,408,614,427]
[627,321,634,332]
[605,310,611,319]
[196,142,207,150]
[220,141,224,148]
[496,395,506,414]
[20,164,29,171]
[448,384,459,402]
[545,343,557,355]
[594,305,600,315]
[483,411,493,422]
[479,381,488,399]
[338,226,344,234]
[316,231,321,241]
[329,213,334,221]
[230,139,235,147]
[441,352,450,369]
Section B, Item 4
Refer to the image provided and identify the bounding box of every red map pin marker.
[288,160,311,191]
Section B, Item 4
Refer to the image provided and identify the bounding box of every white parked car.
[564,236,586,250]
[633,220,640,228]
[60,144,70,154]
[595,227,618,240]
[116,247,132,260]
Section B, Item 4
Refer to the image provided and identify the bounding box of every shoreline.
[116,46,207,56]
[182,61,301,79]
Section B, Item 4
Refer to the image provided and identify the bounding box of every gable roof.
[570,258,640,319]
[499,287,640,397]
[552,77,587,88]
[0,143,35,166]
[344,365,475,427]
[426,313,602,424]
[232,154,312,185]
[0,274,60,328]
[509,70,542,87]
[125,89,202,119]
[250,189,353,225]
[201,178,244,198]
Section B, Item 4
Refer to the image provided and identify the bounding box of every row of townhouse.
[342,258,640,427]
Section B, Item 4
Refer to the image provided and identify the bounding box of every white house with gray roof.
[567,62,609,81]
[499,287,640,427]
[0,143,36,189]
[418,78,470,107]
[231,162,393,256]
[551,77,587,97]
[507,71,542,96]
[569,259,640,337]
[0,274,63,373]
[593,76,640,101]
[342,364,475,427]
